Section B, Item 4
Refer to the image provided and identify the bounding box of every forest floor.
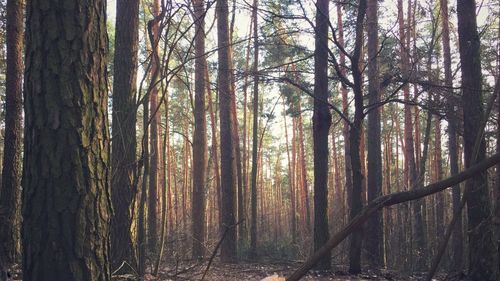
[7,260,458,280]
[129,261,455,281]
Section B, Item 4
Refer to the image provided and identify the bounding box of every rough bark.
[365,0,384,267]
[496,10,500,263]
[191,0,208,259]
[457,0,500,279]
[217,0,238,262]
[110,0,140,270]
[22,0,112,280]
[312,0,332,270]
[0,0,23,266]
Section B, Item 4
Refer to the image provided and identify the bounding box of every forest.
[0,0,499,280]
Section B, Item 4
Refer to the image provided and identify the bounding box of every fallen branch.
[286,152,500,281]
[111,261,138,277]
[200,220,243,281]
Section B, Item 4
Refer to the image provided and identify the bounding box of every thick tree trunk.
[496,12,500,263]
[217,0,238,262]
[250,0,259,257]
[457,0,500,279]
[365,0,384,267]
[312,0,332,270]
[22,0,112,280]
[191,0,208,259]
[110,0,140,269]
[0,0,23,266]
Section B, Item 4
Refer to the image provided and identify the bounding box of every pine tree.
[22,0,112,280]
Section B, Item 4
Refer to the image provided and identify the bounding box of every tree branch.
[286,151,500,281]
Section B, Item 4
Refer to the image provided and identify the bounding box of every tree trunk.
[232,91,244,246]
[496,11,500,264]
[153,99,170,275]
[206,63,221,229]
[365,0,384,267]
[0,0,23,266]
[433,100,444,241]
[241,20,253,246]
[286,152,500,281]
[283,105,297,243]
[22,0,112,280]
[297,102,311,232]
[292,118,299,238]
[312,0,332,270]
[332,133,343,234]
[138,84,150,276]
[191,0,208,259]
[110,0,140,269]
[397,0,426,270]
[457,0,500,279]
[227,1,244,245]
[148,0,161,254]
[217,0,238,262]
[337,2,353,229]
[182,121,190,239]
[348,0,367,274]
[250,0,259,257]
[439,0,463,270]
